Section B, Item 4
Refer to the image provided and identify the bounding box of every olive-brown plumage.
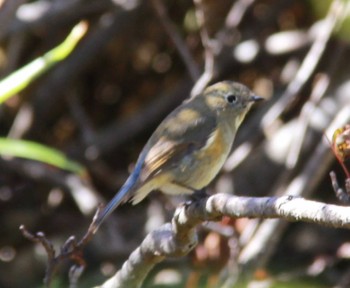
[93,81,263,232]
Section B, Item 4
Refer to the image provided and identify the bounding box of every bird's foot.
[184,188,210,207]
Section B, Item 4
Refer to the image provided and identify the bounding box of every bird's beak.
[249,95,264,102]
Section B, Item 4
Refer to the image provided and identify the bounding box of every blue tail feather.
[92,151,146,232]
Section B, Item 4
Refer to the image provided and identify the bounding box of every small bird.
[92,81,263,232]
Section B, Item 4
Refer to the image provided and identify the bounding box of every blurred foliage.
[309,0,350,41]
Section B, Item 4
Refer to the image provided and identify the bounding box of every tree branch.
[96,194,350,288]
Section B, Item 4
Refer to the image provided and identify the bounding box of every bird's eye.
[226,94,237,104]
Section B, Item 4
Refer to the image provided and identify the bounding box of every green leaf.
[0,138,84,174]
[0,21,88,104]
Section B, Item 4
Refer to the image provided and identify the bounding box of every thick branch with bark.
[96,193,350,288]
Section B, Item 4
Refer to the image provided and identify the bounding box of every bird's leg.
[330,171,350,204]
[191,188,210,201]
[184,188,210,208]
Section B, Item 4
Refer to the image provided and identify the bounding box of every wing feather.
[139,101,217,182]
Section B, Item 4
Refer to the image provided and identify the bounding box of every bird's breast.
[184,124,234,189]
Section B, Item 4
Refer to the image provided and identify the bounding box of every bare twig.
[7,103,33,139]
[20,226,55,258]
[191,0,217,97]
[286,74,329,168]
[20,206,101,287]
[225,0,256,29]
[65,174,100,215]
[96,194,350,288]
[20,226,60,286]
[66,91,96,147]
[261,0,347,133]
[151,0,200,82]
[210,0,256,54]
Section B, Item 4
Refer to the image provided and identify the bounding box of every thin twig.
[261,0,347,133]
[20,206,102,287]
[20,226,58,286]
[66,91,96,147]
[286,74,329,168]
[7,103,33,139]
[150,0,200,82]
[225,0,256,29]
[191,0,217,97]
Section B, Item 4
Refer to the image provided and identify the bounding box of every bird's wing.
[139,104,217,182]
